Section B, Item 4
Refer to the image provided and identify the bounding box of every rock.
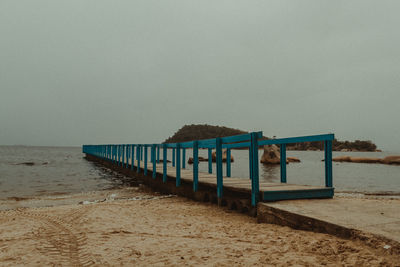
[16,162,35,166]
[211,150,234,162]
[381,155,400,165]
[287,157,301,163]
[187,157,208,164]
[260,145,300,164]
[333,155,400,164]
[260,145,281,164]
[349,157,382,163]
[332,156,352,162]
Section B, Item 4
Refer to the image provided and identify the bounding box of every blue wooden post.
[172,148,176,167]
[123,145,126,166]
[131,145,135,171]
[249,145,252,179]
[280,144,287,183]
[163,144,167,182]
[325,140,333,187]
[251,132,260,206]
[208,148,212,174]
[112,145,114,163]
[152,144,157,179]
[137,145,141,173]
[157,145,160,163]
[216,138,223,199]
[115,145,117,164]
[176,144,181,187]
[144,146,148,175]
[118,145,121,166]
[122,145,125,168]
[226,148,231,177]
[182,148,186,169]
[141,146,143,161]
[116,145,119,165]
[125,145,128,167]
[193,141,199,192]
[114,145,116,164]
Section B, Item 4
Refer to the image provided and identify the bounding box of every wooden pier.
[83,132,334,212]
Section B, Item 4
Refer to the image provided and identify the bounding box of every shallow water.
[0,146,399,199]
[184,149,400,195]
[0,146,138,199]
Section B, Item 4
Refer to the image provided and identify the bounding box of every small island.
[164,124,379,152]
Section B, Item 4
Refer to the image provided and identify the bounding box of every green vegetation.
[164,124,378,151]
[164,124,247,143]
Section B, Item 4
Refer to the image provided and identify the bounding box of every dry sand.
[0,188,399,266]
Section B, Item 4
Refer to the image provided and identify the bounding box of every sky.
[1,0,399,151]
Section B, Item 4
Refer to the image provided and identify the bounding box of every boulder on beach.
[260,145,300,164]
[187,156,208,164]
[211,150,234,163]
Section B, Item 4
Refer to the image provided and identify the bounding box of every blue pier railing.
[82,132,334,206]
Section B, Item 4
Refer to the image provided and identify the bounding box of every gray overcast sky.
[1,0,399,151]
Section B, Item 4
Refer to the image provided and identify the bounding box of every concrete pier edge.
[257,203,400,255]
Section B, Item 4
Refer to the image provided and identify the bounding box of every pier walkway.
[83,132,334,207]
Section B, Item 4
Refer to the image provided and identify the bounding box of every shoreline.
[2,188,400,211]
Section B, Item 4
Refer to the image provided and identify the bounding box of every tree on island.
[164,124,378,152]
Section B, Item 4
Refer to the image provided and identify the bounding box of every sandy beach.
[0,188,399,266]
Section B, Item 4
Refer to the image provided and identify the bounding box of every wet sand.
[0,189,399,266]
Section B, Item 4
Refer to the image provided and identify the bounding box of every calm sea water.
[0,146,138,199]
[0,146,399,199]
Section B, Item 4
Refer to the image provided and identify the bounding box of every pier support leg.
[193,141,199,192]
[163,145,167,182]
[176,144,181,187]
[226,148,231,177]
[208,148,212,174]
[280,144,287,183]
[216,138,223,199]
[324,140,333,187]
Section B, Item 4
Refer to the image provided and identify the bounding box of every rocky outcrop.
[187,157,208,164]
[333,155,400,165]
[260,145,300,164]
[211,150,234,163]
[381,155,400,165]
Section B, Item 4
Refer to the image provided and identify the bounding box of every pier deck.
[136,161,333,202]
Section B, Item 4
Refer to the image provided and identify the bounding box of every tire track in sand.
[0,207,95,266]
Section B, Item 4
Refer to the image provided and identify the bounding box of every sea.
[0,146,399,200]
